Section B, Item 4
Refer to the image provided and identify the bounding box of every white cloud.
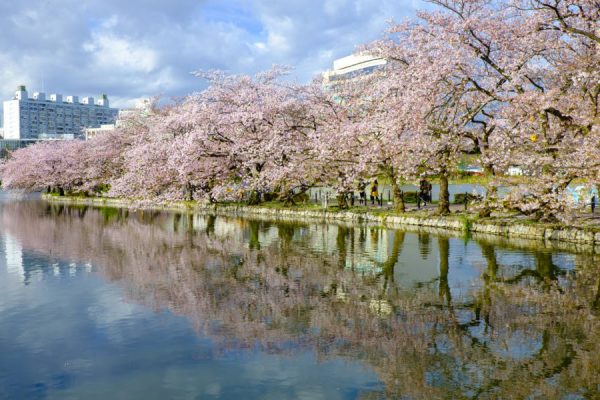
[253,42,268,52]
[84,33,158,73]
[0,0,423,115]
[249,0,422,81]
[267,31,291,53]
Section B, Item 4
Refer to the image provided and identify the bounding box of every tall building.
[3,85,119,140]
[322,53,387,85]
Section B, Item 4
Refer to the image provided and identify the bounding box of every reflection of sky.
[494,248,576,280]
[0,203,586,399]
[393,234,439,287]
[497,250,534,266]
[393,235,482,298]
[446,239,485,297]
[216,216,578,303]
[0,235,383,399]
[4,233,24,284]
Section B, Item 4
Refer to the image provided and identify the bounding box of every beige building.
[84,99,153,140]
[84,124,116,140]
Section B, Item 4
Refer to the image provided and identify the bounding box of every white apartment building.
[3,85,119,140]
[322,53,387,84]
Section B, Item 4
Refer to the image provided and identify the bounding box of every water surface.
[1,199,599,399]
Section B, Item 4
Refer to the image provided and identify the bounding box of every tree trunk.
[391,179,405,213]
[381,231,406,294]
[483,163,494,176]
[336,193,349,210]
[437,172,450,215]
[479,242,497,327]
[592,261,600,312]
[438,236,451,305]
[534,178,571,222]
[185,182,194,201]
[478,184,497,218]
[247,190,261,205]
[384,165,405,213]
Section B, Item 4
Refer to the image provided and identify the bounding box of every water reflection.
[1,201,599,399]
[4,233,24,284]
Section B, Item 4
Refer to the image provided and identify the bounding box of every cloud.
[0,0,422,112]
[83,32,158,74]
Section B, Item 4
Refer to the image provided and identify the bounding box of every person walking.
[358,180,367,205]
[370,179,379,206]
[426,180,433,203]
[418,177,428,208]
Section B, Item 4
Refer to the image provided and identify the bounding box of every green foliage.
[100,206,121,222]
[403,191,418,203]
[460,215,473,233]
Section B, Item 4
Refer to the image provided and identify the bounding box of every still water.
[0,199,599,399]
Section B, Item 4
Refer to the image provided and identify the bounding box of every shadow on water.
[1,200,600,399]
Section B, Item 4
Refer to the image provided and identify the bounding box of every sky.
[0,0,424,110]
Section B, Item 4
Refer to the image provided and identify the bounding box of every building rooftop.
[323,53,387,84]
[10,85,112,107]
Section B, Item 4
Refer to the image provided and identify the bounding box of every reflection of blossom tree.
[2,202,599,398]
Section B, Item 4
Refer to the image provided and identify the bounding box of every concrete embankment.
[42,195,600,247]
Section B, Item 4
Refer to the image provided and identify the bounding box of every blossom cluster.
[1,0,598,221]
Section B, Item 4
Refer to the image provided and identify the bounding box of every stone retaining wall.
[42,195,600,246]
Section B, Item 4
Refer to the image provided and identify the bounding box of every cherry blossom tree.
[495,0,600,221]
[184,69,325,204]
[0,141,73,193]
[330,64,418,212]
[109,104,194,201]
[363,0,598,218]
[1,0,598,220]
[299,79,363,208]
[0,135,128,196]
[367,23,471,215]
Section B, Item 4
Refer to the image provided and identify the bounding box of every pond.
[0,198,599,399]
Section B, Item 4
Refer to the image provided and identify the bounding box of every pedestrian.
[358,181,366,205]
[370,179,378,205]
[418,177,428,207]
[592,195,596,213]
[427,180,433,203]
